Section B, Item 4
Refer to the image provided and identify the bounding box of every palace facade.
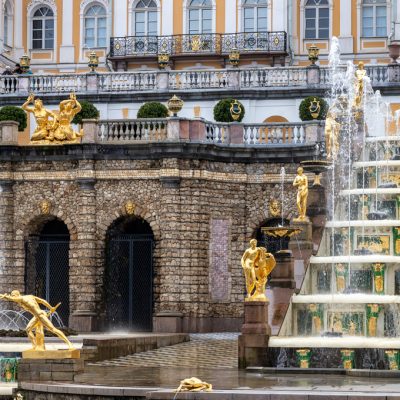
[0,0,399,72]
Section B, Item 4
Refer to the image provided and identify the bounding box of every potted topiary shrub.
[213,98,245,123]
[72,101,100,126]
[0,105,27,131]
[137,102,169,118]
[299,96,328,121]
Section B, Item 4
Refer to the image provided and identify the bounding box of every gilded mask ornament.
[309,98,321,119]
[125,201,135,215]
[39,200,51,215]
[269,199,281,218]
[230,100,242,121]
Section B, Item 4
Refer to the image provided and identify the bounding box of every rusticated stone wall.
[0,151,301,333]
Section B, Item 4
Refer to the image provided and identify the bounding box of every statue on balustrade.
[0,291,75,354]
[241,239,276,301]
[22,93,84,144]
[354,61,367,109]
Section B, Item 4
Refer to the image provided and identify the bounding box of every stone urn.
[388,42,400,64]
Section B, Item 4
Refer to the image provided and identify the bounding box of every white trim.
[300,0,332,53]
[238,0,272,32]
[128,0,161,36]
[27,0,57,58]
[183,0,216,34]
[79,0,110,62]
[356,0,391,52]
[3,0,14,48]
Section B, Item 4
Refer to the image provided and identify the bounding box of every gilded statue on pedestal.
[0,291,77,357]
[293,167,309,222]
[22,93,84,144]
[241,239,276,301]
[325,110,340,160]
[354,61,366,109]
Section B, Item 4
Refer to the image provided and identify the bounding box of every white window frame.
[242,0,269,32]
[79,0,110,61]
[356,0,391,52]
[238,0,271,33]
[128,0,160,36]
[304,0,330,40]
[183,0,216,35]
[3,0,13,48]
[84,4,107,48]
[27,1,57,52]
[361,0,388,37]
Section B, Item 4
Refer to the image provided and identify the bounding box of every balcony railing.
[0,65,395,96]
[110,31,287,57]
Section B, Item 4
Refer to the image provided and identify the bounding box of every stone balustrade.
[0,65,398,97]
[92,118,324,146]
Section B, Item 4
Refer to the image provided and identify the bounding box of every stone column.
[69,162,97,332]
[81,119,98,143]
[13,0,25,59]
[339,0,353,53]
[0,121,19,144]
[306,65,320,86]
[59,0,75,67]
[0,179,17,301]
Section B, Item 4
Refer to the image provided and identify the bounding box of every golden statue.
[325,110,340,160]
[309,303,322,334]
[22,93,83,144]
[22,94,57,141]
[175,377,212,392]
[367,304,381,337]
[335,263,347,293]
[241,239,276,301]
[269,199,281,217]
[0,291,78,358]
[53,92,83,141]
[293,167,309,222]
[354,61,366,109]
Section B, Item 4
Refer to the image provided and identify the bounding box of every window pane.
[33,30,42,39]
[148,21,157,35]
[98,18,107,28]
[257,17,267,31]
[319,8,329,18]
[45,19,54,29]
[363,16,373,28]
[32,39,42,49]
[135,21,145,34]
[98,27,107,38]
[32,19,42,29]
[363,27,373,37]
[85,38,95,48]
[319,28,329,39]
[306,19,316,28]
[45,39,53,48]
[376,27,386,36]
[148,11,157,22]
[363,6,373,17]
[376,6,386,17]
[305,8,316,18]
[45,29,54,39]
[85,18,95,28]
[319,17,329,28]
[258,7,267,18]
[98,37,106,47]
[305,28,316,39]
[202,17,212,32]
[136,12,145,22]
[203,9,212,19]
[189,9,199,21]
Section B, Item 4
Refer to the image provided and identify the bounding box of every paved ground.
[90,333,238,369]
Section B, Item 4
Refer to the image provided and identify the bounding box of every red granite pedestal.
[238,301,270,369]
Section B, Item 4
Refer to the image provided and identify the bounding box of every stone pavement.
[90,333,238,369]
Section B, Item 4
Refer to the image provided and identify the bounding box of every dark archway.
[104,216,154,331]
[25,218,70,325]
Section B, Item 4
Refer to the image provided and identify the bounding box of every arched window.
[133,0,158,36]
[362,0,387,37]
[32,6,54,49]
[84,4,107,48]
[188,0,212,34]
[304,0,329,39]
[3,0,13,47]
[243,0,267,32]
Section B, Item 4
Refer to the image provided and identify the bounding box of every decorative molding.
[27,0,57,16]
[80,0,110,16]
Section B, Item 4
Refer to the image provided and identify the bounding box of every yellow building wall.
[173,0,183,35]
[216,0,225,33]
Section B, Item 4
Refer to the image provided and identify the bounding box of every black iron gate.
[25,235,70,324]
[105,234,153,331]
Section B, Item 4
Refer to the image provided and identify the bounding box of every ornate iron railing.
[109,31,287,57]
